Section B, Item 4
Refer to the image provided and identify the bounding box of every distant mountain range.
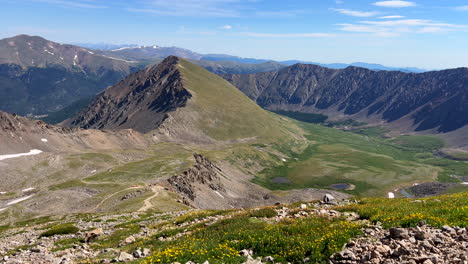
[224,64,468,136]
[80,42,428,73]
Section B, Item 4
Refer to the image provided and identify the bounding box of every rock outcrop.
[167,154,225,202]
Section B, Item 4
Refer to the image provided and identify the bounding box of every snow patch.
[462,182,468,185]
[388,192,395,199]
[22,188,35,192]
[100,55,138,63]
[87,51,94,54]
[0,208,6,212]
[111,46,135,51]
[0,192,7,195]
[0,149,43,161]
[41,138,48,143]
[90,169,97,173]
[6,195,33,206]
[214,191,224,199]
[44,49,55,55]
[281,158,287,162]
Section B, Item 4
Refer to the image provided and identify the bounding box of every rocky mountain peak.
[62,56,191,133]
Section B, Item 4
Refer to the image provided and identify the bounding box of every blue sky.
[1,0,468,69]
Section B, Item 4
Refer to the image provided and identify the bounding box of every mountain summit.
[64,56,296,142]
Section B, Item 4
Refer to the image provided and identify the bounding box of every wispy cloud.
[129,0,244,17]
[373,1,416,8]
[337,19,467,37]
[456,6,468,11]
[31,0,107,8]
[221,25,232,30]
[245,32,335,38]
[335,0,344,4]
[379,15,405,19]
[331,8,379,17]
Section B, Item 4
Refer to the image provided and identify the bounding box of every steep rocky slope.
[0,35,137,115]
[224,65,468,135]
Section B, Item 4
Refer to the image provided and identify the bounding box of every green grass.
[248,208,277,218]
[141,215,361,264]
[178,59,302,142]
[52,237,83,252]
[390,135,445,152]
[249,120,468,197]
[91,224,141,249]
[337,191,468,228]
[39,223,79,238]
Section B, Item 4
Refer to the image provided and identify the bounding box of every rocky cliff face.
[224,65,468,134]
[63,56,191,133]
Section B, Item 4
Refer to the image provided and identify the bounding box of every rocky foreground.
[0,194,466,264]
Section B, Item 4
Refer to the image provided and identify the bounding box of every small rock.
[84,228,103,243]
[133,249,143,258]
[323,194,336,204]
[239,249,253,256]
[30,248,41,253]
[118,252,134,262]
[389,227,409,239]
[121,235,136,246]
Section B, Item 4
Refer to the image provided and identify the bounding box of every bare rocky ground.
[331,224,468,264]
[0,194,466,264]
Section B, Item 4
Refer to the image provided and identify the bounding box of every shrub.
[39,223,79,238]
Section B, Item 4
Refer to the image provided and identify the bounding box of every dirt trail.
[87,186,142,213]
[138,185,165,212]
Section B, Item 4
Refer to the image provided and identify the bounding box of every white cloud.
[245,32,335,38]
[331,8,379,17]
[373,1,416,8]
[379,15,405,19]
[130,0,243,17]
[337,19,467,37]
[456,6,468,11]
[222,25,233,30]
[31,0,107,8]
[336,0,344,4]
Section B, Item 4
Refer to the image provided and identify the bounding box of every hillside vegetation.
[0,192,466,263]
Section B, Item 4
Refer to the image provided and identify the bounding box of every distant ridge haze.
[77,41,429,73]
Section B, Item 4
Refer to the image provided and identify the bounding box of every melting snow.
[87,51,94,54]
[90,170,97,173]
[22,188,35,192]
[214,191,224,199]
[0,149,43,161]
[281,158,287,162]
[0,192,6,195]
[388,192,395,199]
[41,138,48,143]
[0,208,6,212]
[462,182,468,185]
[6,195,33,206]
